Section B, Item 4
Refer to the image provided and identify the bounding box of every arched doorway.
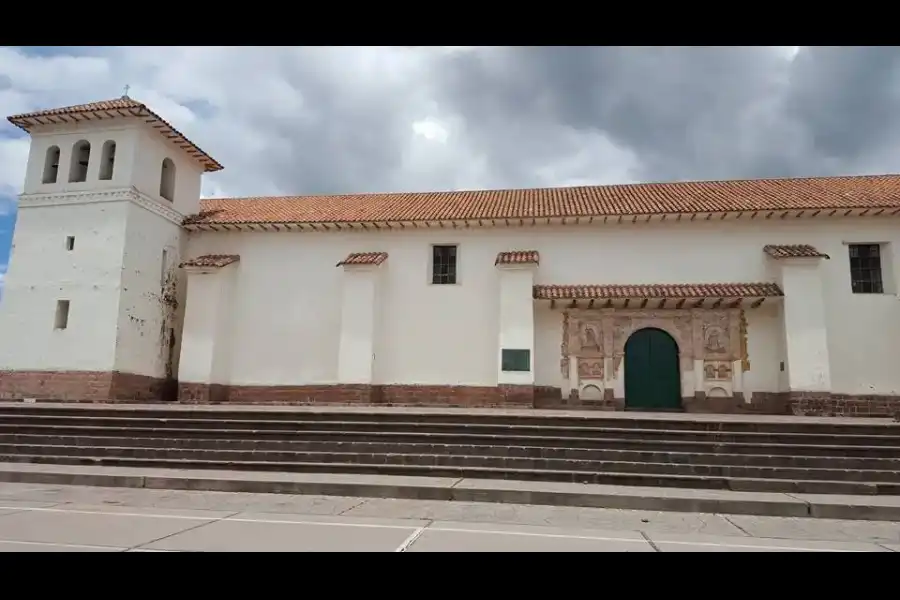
[624,327,682,411]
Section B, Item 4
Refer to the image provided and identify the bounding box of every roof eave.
[8,106,224,174]
[181,206,900,232]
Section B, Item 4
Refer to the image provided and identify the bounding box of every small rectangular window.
[431,245,458,285]
[501,349,531,372]
[65,236,75,251]
[54,300,70,330]
[849,244,884,294]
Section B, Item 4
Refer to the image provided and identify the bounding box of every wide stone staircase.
[0,404,899,496]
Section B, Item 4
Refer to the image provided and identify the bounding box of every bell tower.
[0,95,223,401]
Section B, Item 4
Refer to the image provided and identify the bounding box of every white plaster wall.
[22,121,141,196]
[178,273,221,384]
[534,307,565,390]
[130,125,204,216]
[114,202,185,378]
[337,268,379,384]
[185,217,900,397]
[22,120,203,216]
[211,267,237,384]
[497,267,536,385]
[0,201,128,371]
[743,303,787,393]
[178,266,235,385]
[779,260,832,391]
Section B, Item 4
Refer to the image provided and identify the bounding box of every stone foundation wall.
[178,382,534,408]
[0,370,175,403]
[548,387,900,418]
[2,370,899,417]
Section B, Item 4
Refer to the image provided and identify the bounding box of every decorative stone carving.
[580,322,603,354]
[698,311,735,360]
[578,358,604,379]
[565,314,604,357]
[704,361,732,381]
[560,312,570,378]
[560,308,746,388]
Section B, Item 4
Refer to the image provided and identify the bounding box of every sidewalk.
[1,461,899,521]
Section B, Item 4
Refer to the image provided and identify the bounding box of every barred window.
[431,245,458,285]
[849,244,884,294]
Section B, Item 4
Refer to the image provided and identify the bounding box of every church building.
[1,96,900,418]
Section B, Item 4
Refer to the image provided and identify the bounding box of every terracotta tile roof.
[495,250,540,266]
[179,254,240,268]
[187,174,900,227]
[533,283,784,300]
[336,252,388,267]
[763,244,831,259]
[7,97,222,173]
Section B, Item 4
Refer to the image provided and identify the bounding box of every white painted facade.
[2,112,900,406]
[179,218,900,398]
[0,116,203,380]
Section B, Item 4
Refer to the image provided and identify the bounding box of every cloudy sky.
[1,46,899,292]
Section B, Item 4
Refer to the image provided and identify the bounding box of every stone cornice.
[17,187,185,227]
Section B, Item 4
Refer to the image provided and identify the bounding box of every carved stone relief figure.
[578,358,604,379]
[580,322,603,354]
[560,312,570,378]
[717,362,732,380]
[705,326,727,354]
[700,312,732,359]
[704,361,732,381]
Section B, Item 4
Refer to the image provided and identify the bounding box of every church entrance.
[624,327,681,411]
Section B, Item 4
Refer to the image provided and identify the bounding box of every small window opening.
[42,146,61,184]
[54,300,70,330]
[65,236,75,251]
[99,140,116,181]
[431,245,458,285]
[159,158,176,201]
[68,140,91,182]
[849,244,884,294]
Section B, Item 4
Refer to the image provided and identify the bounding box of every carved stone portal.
[563,308,746,384]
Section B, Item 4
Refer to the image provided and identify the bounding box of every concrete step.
[3,443,899,485]
[1,434,898,471]
[0,417,897,447]
[1,451,896,495]
[2,405,899,435]
[5,461,900,521]
[0,424,897,458]
[3,414,899,445]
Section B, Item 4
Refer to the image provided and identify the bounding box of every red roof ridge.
[202,173,900,203]
[495,250,540,266]
[336,252,388,267]
[179,254,240,269]
[533,283,784,300]
[763,244,831,260]
[186,174,900,228]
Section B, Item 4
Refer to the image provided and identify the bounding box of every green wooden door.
[624,328,682,411]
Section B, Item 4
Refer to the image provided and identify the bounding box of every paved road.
[0,482,896,552]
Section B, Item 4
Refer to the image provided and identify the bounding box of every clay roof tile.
[186,174,900,227]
